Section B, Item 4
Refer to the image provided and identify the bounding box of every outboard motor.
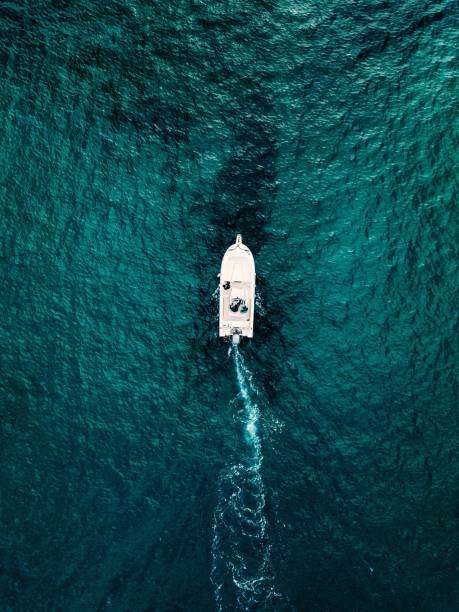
[232,331,241,345]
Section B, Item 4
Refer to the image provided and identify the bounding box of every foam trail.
[211,346,284,610]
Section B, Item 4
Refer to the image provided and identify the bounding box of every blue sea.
[0,1,457,610]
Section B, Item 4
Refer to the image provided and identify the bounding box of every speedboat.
[219,235,256,344]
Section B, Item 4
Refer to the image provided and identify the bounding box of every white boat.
[219,235,256,344]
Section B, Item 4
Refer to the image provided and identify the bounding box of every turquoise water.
[0,1,458,610]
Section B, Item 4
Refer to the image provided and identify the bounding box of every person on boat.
[230,298,242,312]
[223,281,230,290]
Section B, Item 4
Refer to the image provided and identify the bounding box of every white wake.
[210,346,284,610]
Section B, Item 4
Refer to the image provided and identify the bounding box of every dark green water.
[1,1,458,610]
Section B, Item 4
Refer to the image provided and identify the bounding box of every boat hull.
[219,235,255,340]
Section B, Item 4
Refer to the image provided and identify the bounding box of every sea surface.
[0,1,458,610]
